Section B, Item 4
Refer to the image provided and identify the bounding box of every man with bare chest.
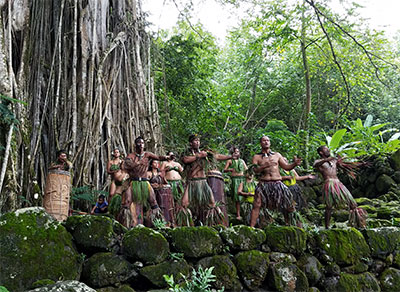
[123,137,169,227]
[250,136,302,227]
[181,134,232,225]
[314,145,367,228]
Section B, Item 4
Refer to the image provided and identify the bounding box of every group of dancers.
[102,134,367,229]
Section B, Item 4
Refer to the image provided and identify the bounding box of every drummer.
[160,151,184,204]
[49,150,73,171]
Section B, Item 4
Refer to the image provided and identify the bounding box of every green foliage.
[164,266,224,292]
[326,115,400,157]
[153,218,168,229]
[71,186,108,204]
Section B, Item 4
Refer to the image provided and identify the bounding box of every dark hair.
[230,146,239,155]
[135,136,144,145]
[259,135,269,142]
[56,149,66,157]
[98,194,105,199]
[189,134,199,142]
[317,145,326,154]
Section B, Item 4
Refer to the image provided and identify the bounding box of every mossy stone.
[297,255,324,286]
[367,218,394,228]
[394,252,400,269]
[220,225,266,251]
[81,252,135,288]
[197,255,242,291]
[168,226,222,258]
[314,228,370,266]
[355,198,374,206]
[65,215,118,253]
[393,171,400,183]
[363,227,400,259]
[122,226,169,264]
[376,174,396,194]
[234,250,269,290]
[324,272,380,292]
[26,280,96,291]
[379,268,400,292]
[268,261,309,292]
[0,207,82,292]
[30,279,56,289]
[264,226,307,256]
[96,285,136,292]
[390,149,400,171]
[302,186,317,202]
[140,259,190,288]
[270,252,297,263]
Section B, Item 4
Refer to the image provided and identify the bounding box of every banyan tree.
[0,0,162,213]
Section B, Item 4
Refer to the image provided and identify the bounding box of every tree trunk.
[0,0,163,213]
[301,1,312,168]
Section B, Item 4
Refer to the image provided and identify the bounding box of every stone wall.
[1,208,400,292]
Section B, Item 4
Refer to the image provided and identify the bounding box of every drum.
[154,185,175,224]
[207,171,228,226]
[43,169,71,221]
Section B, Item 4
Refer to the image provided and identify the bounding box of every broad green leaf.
[329,129,347,150]
[363,114,373,127]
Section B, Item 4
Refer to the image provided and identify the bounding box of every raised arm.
[223,160,233,173]
[215,153,233,161]
[313,156,335,169]
[182,151,207,164]
[279,154,302,171]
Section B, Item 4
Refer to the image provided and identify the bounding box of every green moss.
[363,227,400,259]
[234,250,269,290]
[325,273,380,292]
[264,226,307,255]
[30,279,56,289]
[297,255,323,287]
[197,255,242,291]
[268,261,309,292]
[82,252,134,288]
[380,268,400,292]
[314,228,370,266]
[65,215,117,253]
[168,226,222,258]
[0,208,82,292]
[220,225,266,251]
[122,226,169,264]
[140,259,190,288]
[96,285,136,292]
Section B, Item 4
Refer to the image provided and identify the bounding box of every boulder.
[314,228,370,266]
[81,252,136,288]
[96,285,136,292]
[168,226,222,258]
[65,215,124,254]
[376,174,396,194]
[197,255,242,291]
[363,227,400,259]
[234,250,270,290]
[302,186,317,202]
[323,272,380,292]
[270,252,297,263]
[27,280,96,292]
[122,226,169,265]
[393,171,400,183]
[0,208,82,292]
[220,225,266,251]
[394,252,400,269]
[139,259,190,288]
[297,255,324,287]
[264,226,307,256]
[390,149,400,171]
[267,261,309,292]
[379,268,400,292]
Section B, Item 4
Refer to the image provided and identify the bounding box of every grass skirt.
[323,178,356,209]
[187,178,214,225]
[231,176,245,202]
[131,180,151,206]
[168,179,184,201]
[256,181,295,213]
[288,184,308,210]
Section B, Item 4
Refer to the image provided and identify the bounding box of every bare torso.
[252,153,283,181]
[124,152,154,178]
[163,161,183,180]
[225,158,247,177]
[314,158,338,180]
